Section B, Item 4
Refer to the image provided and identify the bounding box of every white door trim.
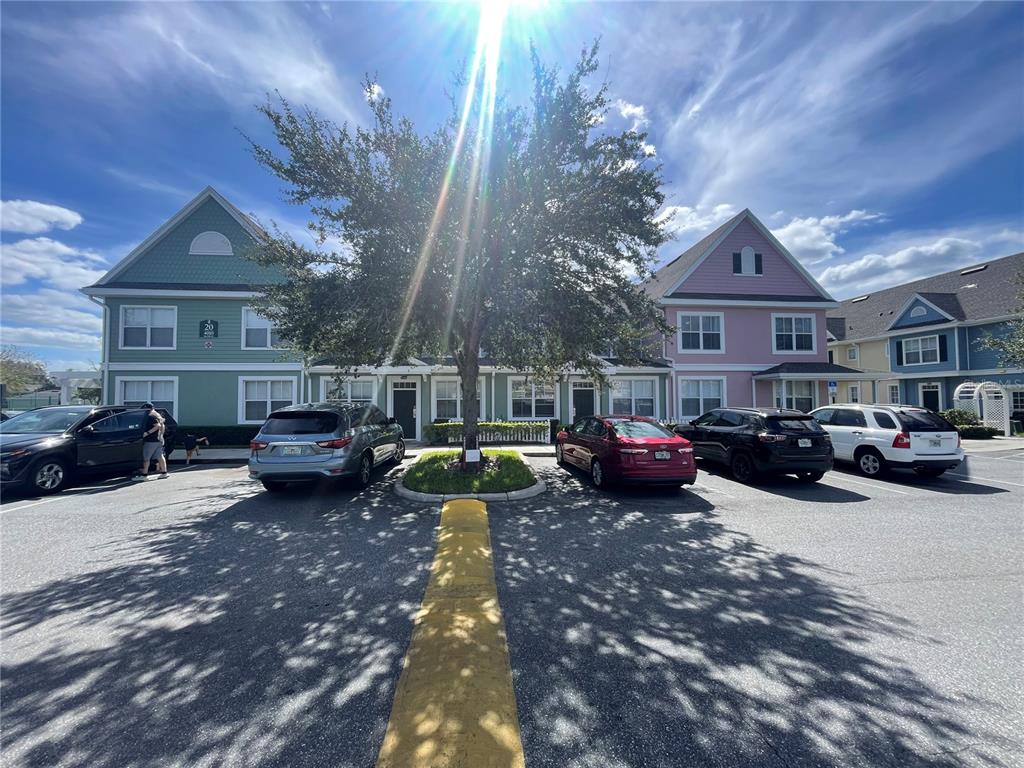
[387,376,421,441]
[918,381,944,411]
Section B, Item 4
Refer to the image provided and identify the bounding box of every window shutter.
[732,253,742,273]
[754,253,763,274]
[938,335,948,362]
[895,341,903,366]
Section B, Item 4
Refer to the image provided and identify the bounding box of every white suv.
[809,404,963,478]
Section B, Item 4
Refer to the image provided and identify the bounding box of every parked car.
[0,405,178,495]
[674,407,833,483]
[247,402,405,492]
[556,416,697,488]
[809,404,963,477]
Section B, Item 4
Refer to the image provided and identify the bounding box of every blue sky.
[1,1,1022,370]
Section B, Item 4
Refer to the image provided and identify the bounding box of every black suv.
[0,405,178,495]
[674,407,833,483]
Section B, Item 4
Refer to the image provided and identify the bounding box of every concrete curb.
[393,449,546,503]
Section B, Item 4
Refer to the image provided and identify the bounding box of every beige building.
[826,333,900,405]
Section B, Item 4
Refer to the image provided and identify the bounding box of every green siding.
[106,297,299,364]
[115,198,283,286]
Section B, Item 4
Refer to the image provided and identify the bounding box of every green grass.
[402,449,536,494]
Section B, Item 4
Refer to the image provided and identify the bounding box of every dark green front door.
[572,388,595,419]
[394,388,417,440]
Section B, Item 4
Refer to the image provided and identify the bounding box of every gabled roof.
[827,253,1024,342]
[644,208,836,303]
[91,187,262,287]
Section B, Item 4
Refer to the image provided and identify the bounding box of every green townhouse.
[82,187,672,440]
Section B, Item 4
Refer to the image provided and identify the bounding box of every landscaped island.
[402,450,536,495]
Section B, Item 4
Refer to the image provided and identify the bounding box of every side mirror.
[81,425,95,433]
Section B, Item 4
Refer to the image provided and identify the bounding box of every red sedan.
[556,416,697,488]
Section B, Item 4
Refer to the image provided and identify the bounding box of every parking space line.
[376,499,525,768]
[824,474,911,495]
[946,471,1024,489]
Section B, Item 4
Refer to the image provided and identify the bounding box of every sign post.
[828,380,838,404]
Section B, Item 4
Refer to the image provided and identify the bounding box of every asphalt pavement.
[2,452,1022,767]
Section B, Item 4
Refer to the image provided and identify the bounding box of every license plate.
[928,439,941,447]
[282,446,303,456]
[654,451,671,460]
[798,438,812,448]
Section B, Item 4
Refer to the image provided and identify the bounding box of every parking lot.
[1,452,1022,767]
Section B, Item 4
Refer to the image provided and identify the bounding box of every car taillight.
[316,437,352,449]
[618,448,648,455]
[757,432,786,443]
[892,432,911,449]
[250,440,268,452]
[677,447,693,454]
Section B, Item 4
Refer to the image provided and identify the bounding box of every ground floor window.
[511,378,555,419]
[326,379,375,406]
[610,379,655,416]
[889,384,900,404]
[775,380,815,412]
[1011,390,1024,411]
[679,379,723,421]
[241,378,295,423]
[121,379,175,416]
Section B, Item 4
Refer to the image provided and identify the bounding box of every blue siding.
[966,322,1014,370]
[890,328,957,374]
[890,298,950,329]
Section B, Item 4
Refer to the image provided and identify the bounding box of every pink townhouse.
[645,209,862,423]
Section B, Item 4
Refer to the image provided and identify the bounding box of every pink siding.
[672,375,829,420]
[664,305,829,365]
[675,219,821,296]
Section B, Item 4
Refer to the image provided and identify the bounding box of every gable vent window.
[732,245,763,276]
[189,231,233,256]
[910,306,927,318]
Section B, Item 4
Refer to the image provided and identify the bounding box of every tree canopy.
[247,43,669,448]
[0,346,51,398]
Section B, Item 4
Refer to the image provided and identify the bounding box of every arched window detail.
[189,231,233,256]
[910,306,927,318]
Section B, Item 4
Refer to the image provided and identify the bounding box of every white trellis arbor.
[953,381,1011,436]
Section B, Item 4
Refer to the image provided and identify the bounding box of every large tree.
[0,345,50,398]
[978,271,1024,368]
[247,43,668,456]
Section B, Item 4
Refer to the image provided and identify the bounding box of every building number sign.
[199,319,218,339]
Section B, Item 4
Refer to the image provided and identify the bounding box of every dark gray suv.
[247,402,405,492]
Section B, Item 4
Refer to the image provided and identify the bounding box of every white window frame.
[847,345,858,361]
[119,305,177,350]
[773,380,817,412]
[902,335,939,366]
[771,313,817,355]
[909,305,927,318]
[1010,390,1024,411]
[676,311,725,354]
[320,376,377,406]
[241,307,286,350]
[733,245,763,277]
[608,377,659,417]
[888,384,900,404]
[508,377,559,421]
[848,384,860,403]
[430,377,486,421]
[237,376,297,425]
[918,382,944,411]
[677,376,727,422]
[114,376,179,418]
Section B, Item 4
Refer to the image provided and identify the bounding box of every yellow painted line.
[376,499,525,768]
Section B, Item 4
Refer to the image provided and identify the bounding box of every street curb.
[167,458,247,466]
[393,450,546,503]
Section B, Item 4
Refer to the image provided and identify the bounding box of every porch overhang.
[752,362,871,381]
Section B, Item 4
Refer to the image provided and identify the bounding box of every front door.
[920,384,941,411]
[572,387,595,419]
[393,387,417,441]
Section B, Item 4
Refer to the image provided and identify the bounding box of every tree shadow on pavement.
[1,470,437,768]
[489,462,1016,768]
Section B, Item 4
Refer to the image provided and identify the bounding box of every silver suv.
[248,402,405,492]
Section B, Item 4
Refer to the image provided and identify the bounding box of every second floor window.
[243,309,283,349]
[678,312,723,352]
[121,306,176,349]
[903,336,938,365]
[774,315,815,352]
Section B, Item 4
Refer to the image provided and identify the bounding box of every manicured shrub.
[955,425,1001,439]
[940,408,979,427]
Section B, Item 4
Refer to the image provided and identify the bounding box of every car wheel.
[393,439,406,464]
[555,443,565,465]
[914,467,945,478]
[29,457,70,495]
[797,471,825,483]
[356,453,373,488]
[856,450,886,477]
[261,480,288,493]
[730,452,756,484]
[590,458,605,488]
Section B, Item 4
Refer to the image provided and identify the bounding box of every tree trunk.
[457,351,481,471]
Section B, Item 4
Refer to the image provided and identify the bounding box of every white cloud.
[1,238,108,290]
[0,200,83,235]
[5,3,361,123]
[366,82,384,103]
[657,203,737,240]
[772,210,882,264]
[1,289,102,334]
[0,326,101,352]
[614,99,649,132]
[818,227,1024,296]
[105,168,191,199]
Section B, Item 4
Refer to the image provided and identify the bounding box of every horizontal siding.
[677,219,821,296]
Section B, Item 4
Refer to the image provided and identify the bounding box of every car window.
[766,417,825,433]
[571,419,587,433]
[611,420,674,438]
[832,409,867,427]
[89,414,123,434]
[896,410,955,432]
[692,412,718,427]
[374,407,389,426]
[713,411,745,427]
[0,408,87,434]
[586,419,608,437]
[117,411,147,432]
[262,412,341,434]
[812,408,834,425]
[872,412,898,430]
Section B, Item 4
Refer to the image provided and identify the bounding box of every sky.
[1,0,1022,371]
